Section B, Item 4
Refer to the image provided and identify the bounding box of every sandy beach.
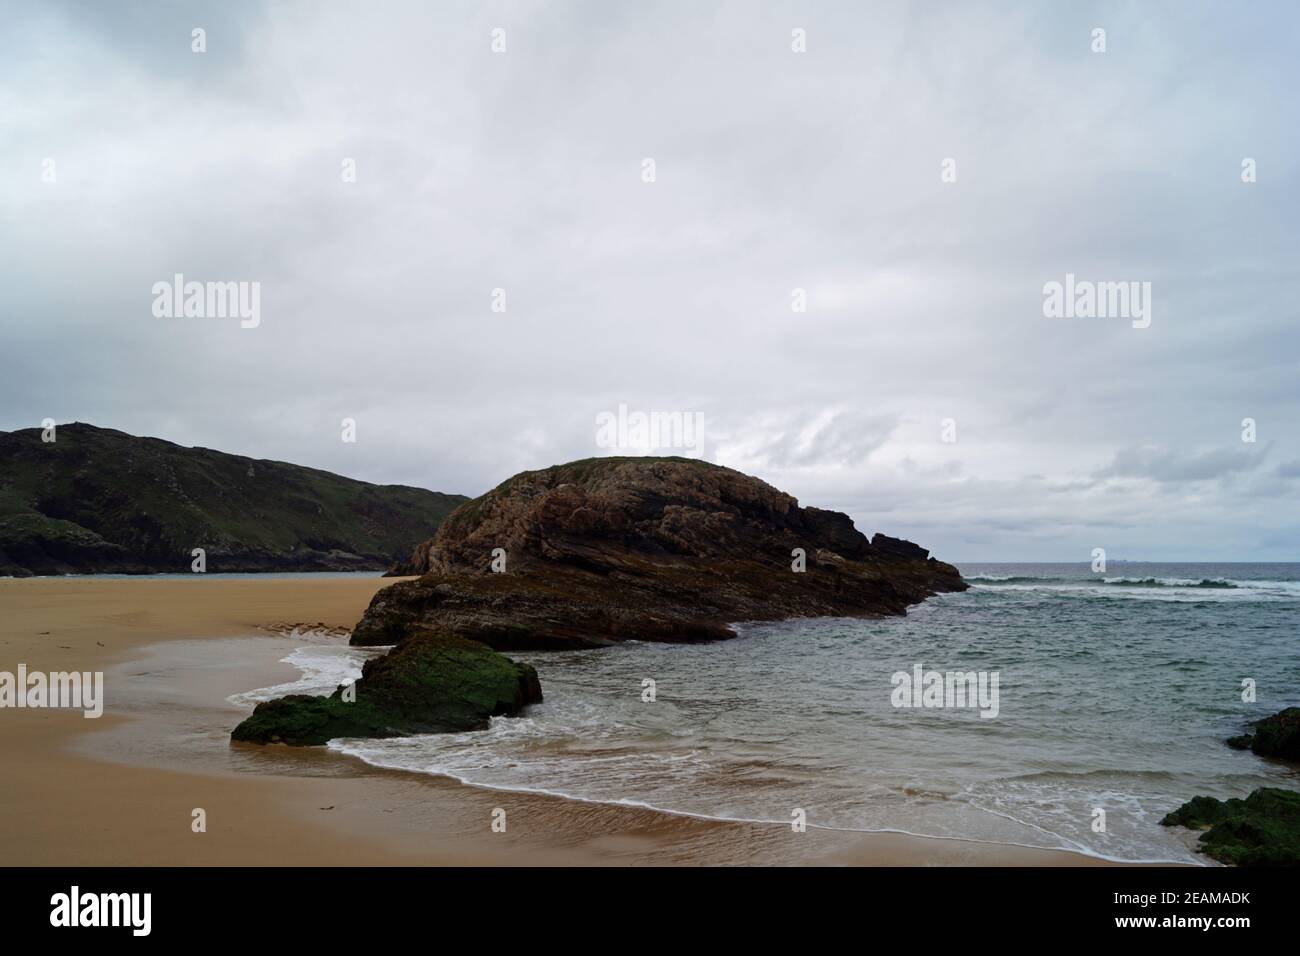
[0,577,1120,866]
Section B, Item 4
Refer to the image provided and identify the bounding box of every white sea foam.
[228,565,1300,865]
[328,730,1203,864]
[227,642,390,707]
[970,577,1298,602]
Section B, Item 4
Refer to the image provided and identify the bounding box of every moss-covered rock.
[1160,787,1300,866]
[231,631,542,746]
[1225,707,1300,760]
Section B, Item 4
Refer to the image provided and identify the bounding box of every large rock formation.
[231,631,542,746]
[0,423,467,575]
[352,456,966,649]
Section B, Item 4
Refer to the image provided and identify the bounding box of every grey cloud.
[719,409,899,470]
[1096,444,1271,483]
[2,1,1299,561]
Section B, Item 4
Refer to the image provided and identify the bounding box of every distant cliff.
[0,423,466,575]
[352,456,967,648]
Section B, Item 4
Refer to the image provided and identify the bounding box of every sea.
[237,562,1300,864]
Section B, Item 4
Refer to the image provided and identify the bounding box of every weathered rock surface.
[1161,787,1300,866]
[1225,707,1300,761]
[230,631,542,746]
[353,456,966,649]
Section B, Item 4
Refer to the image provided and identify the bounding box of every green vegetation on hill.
[0,423,467,575]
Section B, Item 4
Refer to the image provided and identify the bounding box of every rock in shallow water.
[231,631,542,746]
[352,456,967,649]
[1224,707,1300,760]
[1160,787,1300,866]
[235,457,964,746]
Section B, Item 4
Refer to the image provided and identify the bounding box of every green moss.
[228,695,393,746]
[1161,787,1300,866]
[231,631,542,746]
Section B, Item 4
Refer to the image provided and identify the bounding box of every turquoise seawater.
[317,563,1300,863]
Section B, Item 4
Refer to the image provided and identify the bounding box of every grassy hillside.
[0,423,467,575]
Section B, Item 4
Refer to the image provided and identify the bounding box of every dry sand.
[0,577,1120,866]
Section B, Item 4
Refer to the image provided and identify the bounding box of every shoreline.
[0,577,1135,866]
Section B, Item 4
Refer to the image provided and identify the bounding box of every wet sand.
[0,577,1121,866]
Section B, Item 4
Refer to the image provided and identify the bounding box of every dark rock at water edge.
[354,456,967,649]
[230,631,542,746]
[1160,787,1300,866]
[1225,707,1300,761]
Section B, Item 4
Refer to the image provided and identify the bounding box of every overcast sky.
[2,1,1298,561]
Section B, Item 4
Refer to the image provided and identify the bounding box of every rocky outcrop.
[0,423,466,575]
[231,631,542,746]
[1226,707,1300,760]
[1161,788,1300,866]
[351,456,966,650]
